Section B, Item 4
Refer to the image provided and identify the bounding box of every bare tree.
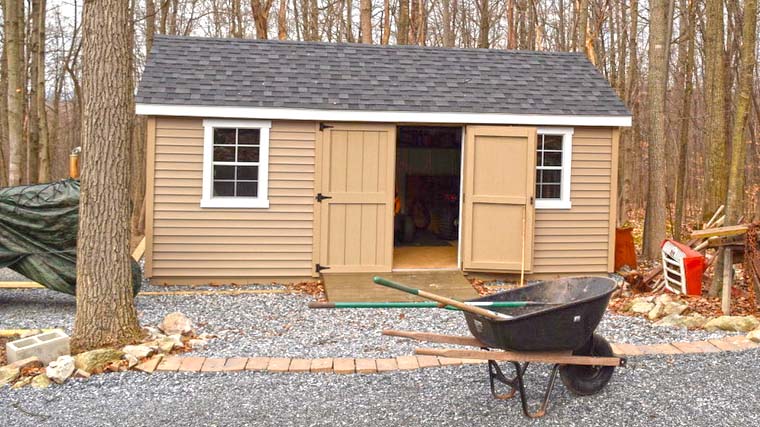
[35,0,51,183]
[278,0,288,39]
[381,0,391,44]
[398,0,410,44]
[4,0,25,185]
[71,0,143,351]
[252,0,274,39]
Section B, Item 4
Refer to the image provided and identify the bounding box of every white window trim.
[535,127,573,210]
[201,119,271,209]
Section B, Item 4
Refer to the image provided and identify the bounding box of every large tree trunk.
[575,0,589,53]
[398,0,410,44]
[360,0,372,43]
[674,0,696,241]
[642,0,669,260]
[252,0,274,39]
[35,0,51,183]
[477,0,489,48]
[71,0,143,352]
[381,0,391,44]
[146,0,156,51]
[4,0,25,186]
[278,0,288,39]
[725,0,757,224]
[0,9,9,187]
[506,0,517,49]
[702,0,728,220]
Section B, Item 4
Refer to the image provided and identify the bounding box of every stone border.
[133,335,759,375]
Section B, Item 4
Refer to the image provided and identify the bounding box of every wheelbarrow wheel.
[559,334,615,396]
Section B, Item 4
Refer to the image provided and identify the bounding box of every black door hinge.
[320,123,334,131]
[315,264,330,273]
[316,193,332,202]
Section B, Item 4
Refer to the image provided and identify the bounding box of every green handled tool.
[308,301,542,310]
[372,276,512,320]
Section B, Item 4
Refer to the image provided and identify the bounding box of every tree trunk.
[398,0,410,44]
[71,0,143,352]
[308,0,318,40]
[278,0,288,39]
[381,0,391,44]
[0,36,7,187]
[28,0,42,185]
[725,0,756,224]
[576,0,589,54]
[146,0,156,52]
[642,0,669,260]
[477,0,489,48]
[35,0,51,183]
[703,0,728,221]
[674,0,696,241]
[252,0,274,39]
[359,0,371,43]
[442,0,454,47]
[4,0,25,186]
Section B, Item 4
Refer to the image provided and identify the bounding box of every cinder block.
[6,329,70,365]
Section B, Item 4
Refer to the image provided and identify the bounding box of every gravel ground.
[0,285,739,358]
[2,350,759,427]
[0,268,28,281]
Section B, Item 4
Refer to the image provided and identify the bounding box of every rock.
[74,369,91,379]
[631,301,655,314]
[188,338,208,349]
[655,294,674,305]
[0,366,21,387]
[123,354,140,369]
[11,376,32,389]
[747,329,760,343]
[648,303,665,320]
[46,355,75,384]
[143,326,165,340]
[74,348,124,373]
[122,344,154,360]
[655,313,709,329]
[31,374,51,389]
[663,301,688,316]
[157,335,183,353]
[158,312,193,335]
[704,316,760,332]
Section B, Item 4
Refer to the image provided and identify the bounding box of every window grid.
[536,134,563,200]
[212,128,260,198]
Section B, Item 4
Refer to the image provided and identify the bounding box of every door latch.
[315,193,332,202]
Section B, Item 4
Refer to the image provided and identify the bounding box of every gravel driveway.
[0,285,739,358]
[2,350,759,426]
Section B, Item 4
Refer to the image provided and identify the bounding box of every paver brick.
[223,357,248,372]
[708,339,741,352]
[416,355,440,368]
[437,357,462,366]
[376,358,398,373]
[638,344,682,355]
[355,359,377,374]
[611,343,642,356]
[178,357,206,372]
[156,356,182,372]
[267,357,291,372]
[310,358,333,373]
[288,359,311,372]
[135,355,164,373]
[396,356,420,370]
[671,341,720,354]
[333,358,355,374]
[201,358,227,372]
[245,357,271,371]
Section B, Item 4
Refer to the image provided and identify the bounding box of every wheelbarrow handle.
[372,276,420,295]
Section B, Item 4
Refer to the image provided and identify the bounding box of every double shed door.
[316,123,396,273]
[315,123,536,274]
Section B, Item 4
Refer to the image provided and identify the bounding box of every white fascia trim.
[136,103,633,128]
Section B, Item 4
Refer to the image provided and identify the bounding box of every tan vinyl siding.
[533,127,614,275]
[148,117,316,282]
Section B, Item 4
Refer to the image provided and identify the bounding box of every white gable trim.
[136,103,632,127]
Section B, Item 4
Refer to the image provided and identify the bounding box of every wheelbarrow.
[374,276,624,418]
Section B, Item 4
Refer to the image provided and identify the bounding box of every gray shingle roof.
[137,35,630,117]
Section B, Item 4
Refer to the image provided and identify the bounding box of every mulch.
[0,335,17,366]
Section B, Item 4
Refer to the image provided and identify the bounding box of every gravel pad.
[3,350,760,427]
[0,288,741,358]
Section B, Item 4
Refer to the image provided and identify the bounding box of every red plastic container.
[661,239,705,295]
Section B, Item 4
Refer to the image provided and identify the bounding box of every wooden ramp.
[322,270,477,302]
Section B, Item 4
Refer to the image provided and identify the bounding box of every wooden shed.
[136,36,631,286]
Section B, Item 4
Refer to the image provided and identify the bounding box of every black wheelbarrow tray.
[382,276,626,418]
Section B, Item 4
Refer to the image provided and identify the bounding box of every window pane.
[214,146,235,162]
[535,183,542,199]
[214,165,235,180]
[541,184,561,199]
[237,181,259,197]
[543,152,562,166]
[214,128,236,145]
[213,181,234,197]
[543,135,563,150]
[237,166,259,180]
[535,170,542,185]
[536,150,543,166]
[238,146,260,162]
[238,129,260,145]
[541,169,562,184]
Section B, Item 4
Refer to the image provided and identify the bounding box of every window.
[535,127,573,209]
[201,119,271,208]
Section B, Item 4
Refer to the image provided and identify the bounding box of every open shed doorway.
[393,126,463,270]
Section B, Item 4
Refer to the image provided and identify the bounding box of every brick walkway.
[138,334,759,375]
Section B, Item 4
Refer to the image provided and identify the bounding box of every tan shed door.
[462,126,537,271]
[317,123,396,273]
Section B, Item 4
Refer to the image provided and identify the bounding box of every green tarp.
[0,179,141,295]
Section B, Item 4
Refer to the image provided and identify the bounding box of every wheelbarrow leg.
[488,360,528,400]
[487,361,561,418]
